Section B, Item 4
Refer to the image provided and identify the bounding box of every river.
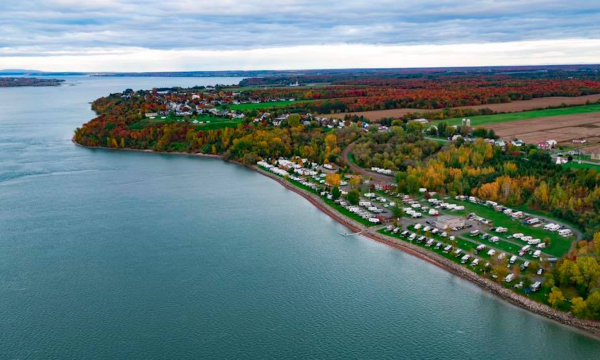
[1,76,599,359]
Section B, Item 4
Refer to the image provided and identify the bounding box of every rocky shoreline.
[74,142,600,339]
[254,167,600,339]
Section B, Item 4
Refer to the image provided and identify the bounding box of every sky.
[0,0,599,71]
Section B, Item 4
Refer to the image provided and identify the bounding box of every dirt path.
[341,141,395,183]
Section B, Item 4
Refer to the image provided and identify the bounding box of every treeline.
[238,73,600,113]
[395,140,600,238]
[0,77,64,87]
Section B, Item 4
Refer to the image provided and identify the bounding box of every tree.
[548,287,565,309]
[332,186,341,200]
[349,175,362,188]
[287,114,301,127]
[492,266,509,282]
[346,189,360,205]
[594,232,600,254]
[326,173,341,186]
[572,297,588,318]
[586,291,600,319]
[391,203,404,218]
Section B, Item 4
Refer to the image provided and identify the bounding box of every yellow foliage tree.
[326,173,341,186]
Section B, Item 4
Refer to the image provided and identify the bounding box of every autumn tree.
[548,287,565,309]
[326,173,341,186]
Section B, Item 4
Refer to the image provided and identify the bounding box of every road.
[341,141,395,183]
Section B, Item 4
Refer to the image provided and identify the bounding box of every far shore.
[73,141,600,339]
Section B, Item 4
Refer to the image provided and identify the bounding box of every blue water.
[1,76,599,359]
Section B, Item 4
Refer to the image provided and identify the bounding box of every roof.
[436,215,463,222]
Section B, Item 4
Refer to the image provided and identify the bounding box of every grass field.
[226,100,314,111]
[444,200,574,257]
[563,161,600,171]
[442,103,600,127]
[129,115,241,131]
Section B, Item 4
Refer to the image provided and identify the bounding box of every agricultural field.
[328,94,600,122]
[444,103,600,127]
[226,100,313,111]
[483,111,600,146]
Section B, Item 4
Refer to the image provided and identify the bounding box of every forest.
[236,74,600,114]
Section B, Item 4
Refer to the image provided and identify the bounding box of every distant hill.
[0,69,45,74]
[0,77,64,87]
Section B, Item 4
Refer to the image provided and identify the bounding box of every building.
[537,141,550,150]
[434,215,466,230]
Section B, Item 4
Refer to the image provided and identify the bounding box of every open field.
[484,112,600,146]
[327,94,600,121]
[443,103,600,126]
[563,161,600,170]
[226,100,316,111]
[129,116,241,131]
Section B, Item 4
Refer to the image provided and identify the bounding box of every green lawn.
[226,100,314,111]
[562,161,600,171]
[129,115,241,131]
[442,103,600,127]
[444,200,574,257]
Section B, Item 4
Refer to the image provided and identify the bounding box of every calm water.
[1,76,599,359]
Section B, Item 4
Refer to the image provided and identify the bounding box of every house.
[409,118,429,124]
[434,216,466,230]
[573,139,587,144]
[537,141,550,150]
[556,156,568,165]
[511,139,524,147]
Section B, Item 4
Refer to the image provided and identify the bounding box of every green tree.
[586,291,600,319]
[391,203,404,219]
[346,189,360,205]
[332,186,341,200]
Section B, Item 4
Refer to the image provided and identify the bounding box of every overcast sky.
[1,0,599,71]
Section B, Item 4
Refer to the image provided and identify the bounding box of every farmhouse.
[537,141,550,150]
[434,215,466,230]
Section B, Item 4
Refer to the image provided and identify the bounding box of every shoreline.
[74,141,600,339]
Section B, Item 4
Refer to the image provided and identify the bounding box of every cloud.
[1,39,599,72]
[0,0,598,70]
